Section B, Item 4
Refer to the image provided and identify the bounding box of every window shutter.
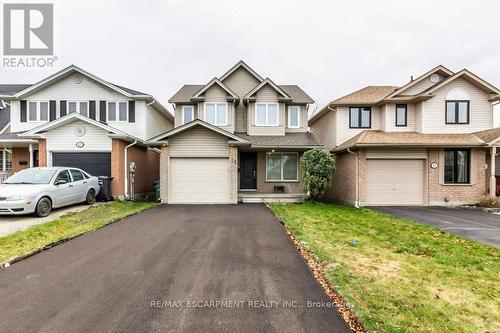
[128,101,135,123]
[49,100,56,121]
[20,100,27,122]
[60,100,67,117]
[99,101,106,123]
[89,101,96,120]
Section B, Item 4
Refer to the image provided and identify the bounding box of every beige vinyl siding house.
[310,65,500,207]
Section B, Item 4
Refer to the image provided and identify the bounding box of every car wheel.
[35,197,52,218]
[85,189,96,205]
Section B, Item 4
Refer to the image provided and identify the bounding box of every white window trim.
[107,101,129,122]
[67,101,89,117]
[1,149,12,172]
[181,105,195,125]
[255,102,279,127]
[203,102,228,126]
[27,101,50,122]
[265,152,299,182]
[287,106,301,128]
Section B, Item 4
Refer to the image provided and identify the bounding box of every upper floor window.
[349,107,371,128]
[396,104,407,127]
[67,101,89,117]
[204,103,227,126]
[28,101,49,122]
[107,101,128,122]
[444,149,470,184]
[181,105,194,125]
[288,106,300,128]
[256,103,278,126]
[446,101,469,124]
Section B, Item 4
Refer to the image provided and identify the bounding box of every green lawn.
[270,203,500,333]
[0,201,155,266]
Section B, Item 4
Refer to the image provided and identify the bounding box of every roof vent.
[430,73,441,83]
[410,76,414,82]
[74,75,83,84]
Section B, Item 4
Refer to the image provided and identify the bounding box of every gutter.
[346,148,360,208]
[124,140,138,200]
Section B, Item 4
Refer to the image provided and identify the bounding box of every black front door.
[240,152,257,190]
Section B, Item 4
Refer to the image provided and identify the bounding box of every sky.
[1,0,500,123]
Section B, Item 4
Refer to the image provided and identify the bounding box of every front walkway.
[0,204,349,332]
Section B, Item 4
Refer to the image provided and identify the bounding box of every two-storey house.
[310,66,500,206]
[148,61,321,204]
[0,65,174,198]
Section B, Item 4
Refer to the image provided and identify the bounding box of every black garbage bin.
[97,176,114,201]
[153,180,160,202]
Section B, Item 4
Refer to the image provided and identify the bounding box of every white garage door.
[366,159,424,206]
[169,157,229,204]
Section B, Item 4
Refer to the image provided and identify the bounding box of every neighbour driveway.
[0,204,92,237]
[0,204,349,333]
[374,207,500,247]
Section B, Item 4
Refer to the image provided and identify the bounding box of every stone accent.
[229,146,238,203]
[11,148,29,172]
[38,139,47,167]
[159,145,169,203]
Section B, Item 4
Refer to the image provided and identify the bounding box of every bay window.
[349,107,371,128]
[288,106,300,128]
[204,103,227,126]
[446,101,469,124]
[256,103,278,126]
[182,105,194,125]
[266,152,298,181]
[444,149,470,184]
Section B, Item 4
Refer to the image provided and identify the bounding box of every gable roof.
[219,60,264,82]
[191,78,239,100]
[0,84,33,97]
[147,119,251,144]
[474,127,500,145]
[243,78,291,100]
[0,104,11,133]
[385,65,454,98]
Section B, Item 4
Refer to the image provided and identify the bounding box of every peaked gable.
[219,60,264,83]
[221,66,262,96]
[191,78,238,100]
[244,78,291,100]
[387,65,454,98]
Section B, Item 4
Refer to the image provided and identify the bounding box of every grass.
[0,201,155,266]
[270,203,500,333]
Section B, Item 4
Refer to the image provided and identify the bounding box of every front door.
[240,152,257,190]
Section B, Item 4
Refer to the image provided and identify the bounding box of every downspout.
[124,140,138,200]
[347,148,360,208]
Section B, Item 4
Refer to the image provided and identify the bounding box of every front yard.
[0,201,155,266]
[270,203,499,333]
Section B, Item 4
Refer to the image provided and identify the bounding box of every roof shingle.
[236,132,322,148]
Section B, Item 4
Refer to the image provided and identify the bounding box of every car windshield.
[3,168,57,185]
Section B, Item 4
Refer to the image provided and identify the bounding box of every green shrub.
[300,149,335,201]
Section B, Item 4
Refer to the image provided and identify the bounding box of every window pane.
[456,150,469,183]
[216,104,227,125]
[396,105,406,126]
[205,104,216,124]
[444,150,455,183]
[70,170,84,181]
[40,102,49,121]
[350,108,359,127]
[183,107,193,124]
[289,107,299,127]
[108,102,116,121]
[458,102,468,123]
[361,108,371,127]
[266,154,282,180]
[0,151,3,171]
[5,151,11,171]
[28,102,37,121]
[80,102,88,117]
[268,104,278,125]
[256,104,266,125]
[283,154,298,180]
[118,102,128,121]
[446,102,456,123]
[56,170,71,183]
[68,102,77,114]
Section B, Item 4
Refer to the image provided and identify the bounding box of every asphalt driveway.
[0,204,349,333]
[374,206,500,247]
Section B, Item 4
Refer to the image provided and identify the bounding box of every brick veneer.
[159,145,169,203]
[11,147,29,172]
[255,151,305,194]
[38,139,47,167]
[325,151,357,203]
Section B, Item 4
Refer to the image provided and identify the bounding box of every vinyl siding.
[248,84,285,136]
[174,104,198,127]
[200,85,235,133]
[384,103,417,132]
[415,102,423,132]
[234,102,247,132]
[380,104,387,131]
[421,78,493,133]
[336,106,381,145]
[285,105,308,133]
[397,75,441,96]
[222,67,260,96]
[146,105,173,140]
[310,110,336,151]
[168,126,230,157]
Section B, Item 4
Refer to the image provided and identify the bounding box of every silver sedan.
[0,167,100,217]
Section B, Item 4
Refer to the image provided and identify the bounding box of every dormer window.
[204,103,227,126]
[396,104,407,127]
[349,107,371,128]
[181,105,194,125]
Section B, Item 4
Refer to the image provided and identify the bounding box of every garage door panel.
[366,159,424,206]
[170,158,229,204]
[52,152,111,177]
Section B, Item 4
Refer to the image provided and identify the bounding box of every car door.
[52,169,74,207]
[69,169,87,203]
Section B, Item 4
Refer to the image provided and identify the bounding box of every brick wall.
[324,151,357,204]
[11,148,29,172]
[38,139,47,167]
[111,139,126,197]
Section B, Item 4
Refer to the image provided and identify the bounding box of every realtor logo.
[3,3,53,55]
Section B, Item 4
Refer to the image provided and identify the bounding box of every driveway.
[374,206,500,247]
[0,204,92,237]
[0,204,349,333]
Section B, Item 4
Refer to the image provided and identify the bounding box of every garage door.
[365,159,424,206]
[52,152,112,177]
[169,157,229,204]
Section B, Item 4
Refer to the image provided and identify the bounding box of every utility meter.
[129,161,136,173]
